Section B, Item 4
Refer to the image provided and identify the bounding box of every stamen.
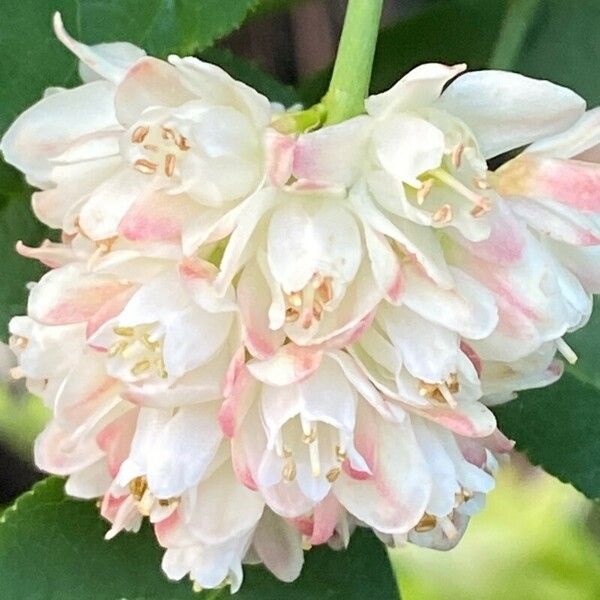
[288,292,302,308]
[451,143,464,168]
[164,153,176,177]
[301,416,321,477]
[417,179,434,205]
[176,135,190,151]
[414,513,437,533]
[473,176,490,190]
[431,168,491,217]
[282,458,297,482]
[438,382,458,408]
[131,125,149,144]
[11,335,28,349]
[108,340,128,358]
[285,307,300,323]
[335,444,347,463]
[128,476,148,501]
[143,143,159,152]
[113,326,135,337]
[301,536,313,551]
[161,126,175,141]
[131,359,151,376]
[439,516,458,540]
[556,338,578,364]
[326,467,341,482]
[134,158,158,174]
[432,204,453,224]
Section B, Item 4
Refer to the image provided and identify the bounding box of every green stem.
[322,0,384,125]
[489,0,540,70]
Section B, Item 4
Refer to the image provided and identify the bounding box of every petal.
[238,259,286,359]
[28,264,131,326]
[373,114,444,185]
[366,63,466,116]
[292,116,372,187]
[525,107,600,159]
[252,510,303,582]
[336,406,431,534]
[438,70,586,158]
[147,403,223,497]
[53,13,146,83]
[1,80,118,183]
[115,58,196,126]
[247,344,323,387]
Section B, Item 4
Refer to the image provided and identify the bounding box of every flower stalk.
[323,0,384,125]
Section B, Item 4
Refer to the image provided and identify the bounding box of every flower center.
[284,274,334,329]
[108,325,167,379]
[277,417,347,483]
[130,123,190,178]
[128,476,178,516]
[418,373,459,407]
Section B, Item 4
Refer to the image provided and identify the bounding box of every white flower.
[0,13,272,246]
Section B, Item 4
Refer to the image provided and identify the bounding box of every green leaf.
[512,0,600,104]
[0,162,53,341]
[299,0,509,106]
[0,0,259,134]
[494,299,600,501]
[252,0,307,17]
[200,47,300,106]
[0,477,400,600]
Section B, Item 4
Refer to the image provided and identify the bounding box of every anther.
[282,459,297,482]
[417,179,434,205]
[302,428,317,444]
[143,143,159,152]
[326,467,341,483]
[131,359,151,376]
[113,326,135,337]
[108,340,128,358]
[134,158,158,174]
[432,204,453,224]
[414,513,437,533]
[164,153,176,177]
[131,125,149,144]
[451,143,464,168]
[128,476,148,501]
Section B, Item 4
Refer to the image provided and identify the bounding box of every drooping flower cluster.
[4,14,600,591]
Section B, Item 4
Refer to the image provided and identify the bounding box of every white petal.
[438,70,586,158]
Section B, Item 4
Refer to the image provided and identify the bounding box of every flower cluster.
[4,14,600,591]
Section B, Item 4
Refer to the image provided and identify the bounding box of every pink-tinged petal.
[119,192,198,242]
[230,400,264,490]
[238,259,286,359]
[366,63,466,116]
[496,154,600,213]
[247,345,323,386]
[16,240,75,268]
[438,70,585,158]
[29,264,131,326]
[115,57,196,126]
[311,493,342,545]
[78,168,153,240]
[449,196,528,265]
[460,341,483,378]
[510,197,600,246]
[53,13,146,84]
[253,510,303,582]
[96,408,138,477]
[336,405,432,534]
[410,402,497,438]
[265,129,295,186]
[312,310,376,351]
[86,286,137,340]
[292,116,371,187]
[34,420,104,476]
[102,494,142,539]
[0,80,119,184]
[220,361,257,439]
